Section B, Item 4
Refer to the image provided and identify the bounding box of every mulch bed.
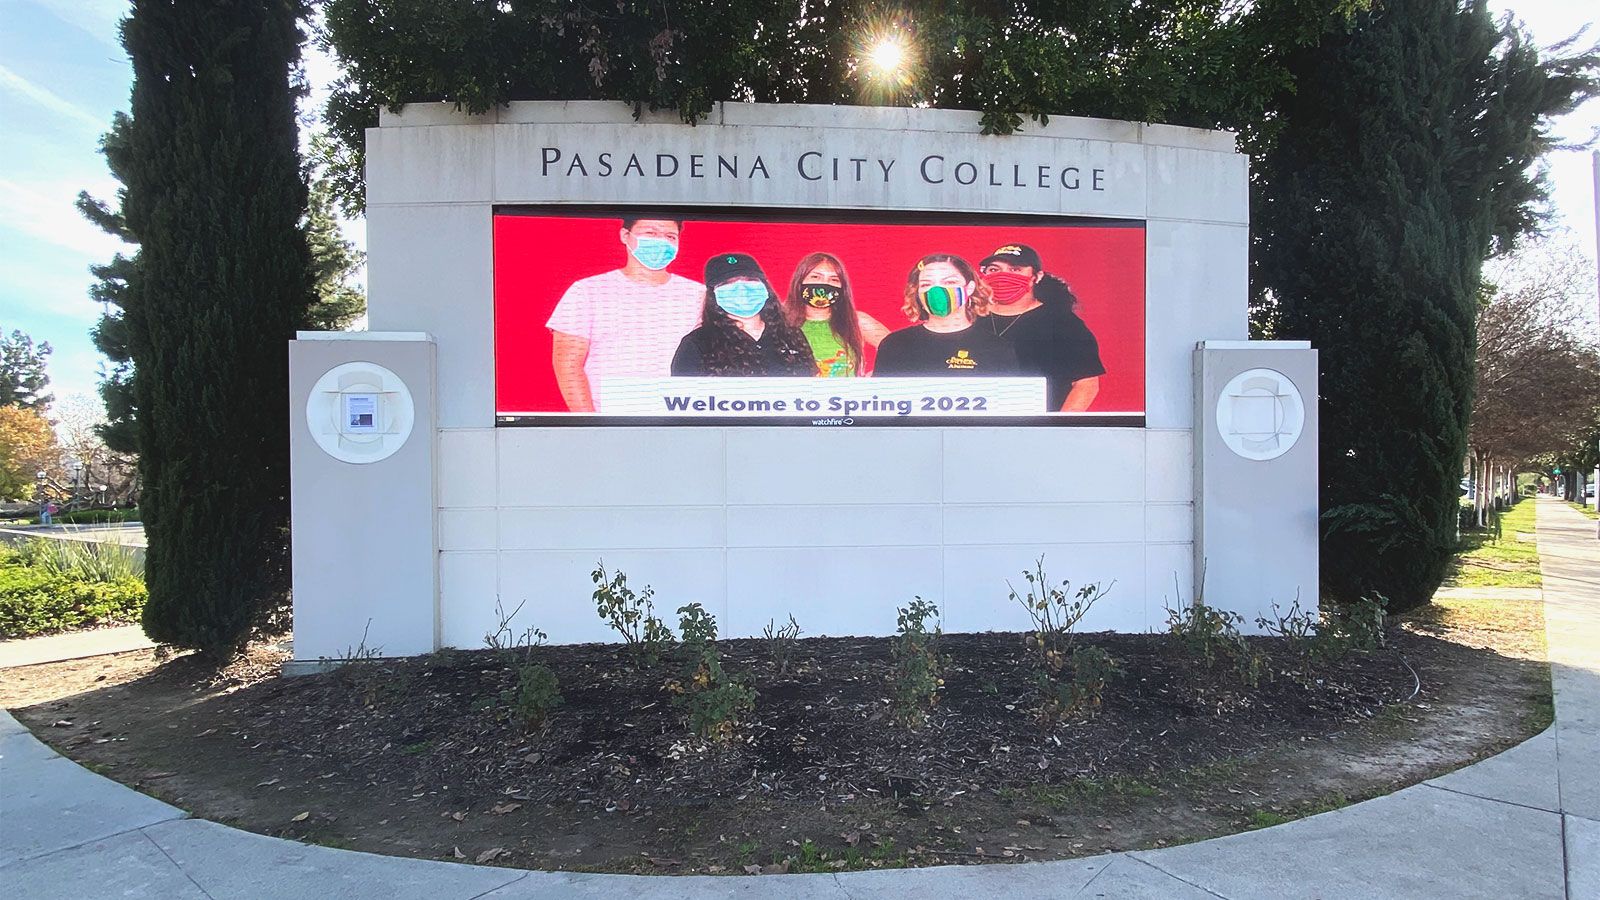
[249,632,1412,812]
[9,618,1552,873]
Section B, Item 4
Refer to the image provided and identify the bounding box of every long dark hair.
[1033,272,1082,312]
[783,252,865,375]
[697,275,814,375]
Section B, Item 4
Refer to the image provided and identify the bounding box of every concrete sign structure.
[288,101,1318,663]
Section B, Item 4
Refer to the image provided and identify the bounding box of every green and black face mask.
[800,284,841,309]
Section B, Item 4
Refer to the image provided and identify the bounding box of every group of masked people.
[547,217,1105,413]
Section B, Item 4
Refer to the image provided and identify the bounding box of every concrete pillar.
[1193,340,1320,625]
[288,332,437,664]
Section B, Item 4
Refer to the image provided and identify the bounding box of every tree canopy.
[0,405,60,501]
[0,329,53,411]
[318,0,1368,212]
[1471,246,1600,468]
[1257,0,1598,610]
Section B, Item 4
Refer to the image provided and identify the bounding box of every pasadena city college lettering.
[539,148,1109,192]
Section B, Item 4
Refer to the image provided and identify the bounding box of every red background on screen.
[493,213,1146,415]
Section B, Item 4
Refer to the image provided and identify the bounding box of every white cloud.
[0,62,105,132]
[25,0,126,51]
[0,266,105,325]
[0,177,129,259]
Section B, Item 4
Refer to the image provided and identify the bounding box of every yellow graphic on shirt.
[945,349,976,370]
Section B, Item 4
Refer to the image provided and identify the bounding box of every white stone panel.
[941,543,1148,634]
[1145,428,1194,501]
[1146,145,1250,224]
[366,204,495,428]
[490,123,1147,218]
[439,551,499,648]
[439,510,496,552]
[496,427,726,506]
[388,101,1238,155]
[437,429,497,507]
[945,503,1144,546]
[1145,503,1193,544]
[366,125,496,206]
[1145,221,1249,428]
[723,547,943,639]
[496,549,727,645]
[1147,542,1198,620]
[498,506,725,550]
[725,429,943,505]
[942,428,1146,503]
[725,504,940,548]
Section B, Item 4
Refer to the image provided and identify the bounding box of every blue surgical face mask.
[714,280,769,318]
[630,236,678,270]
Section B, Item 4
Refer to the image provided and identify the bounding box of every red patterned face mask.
[983,270,1033,305]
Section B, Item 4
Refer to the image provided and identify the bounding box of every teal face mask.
[922,285,966,317]
[714,280,769,317]
[630,236,678,270]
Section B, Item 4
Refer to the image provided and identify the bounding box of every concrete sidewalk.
[2,498,1596,898]
[0,625,157,669]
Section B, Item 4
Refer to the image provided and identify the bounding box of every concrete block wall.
[304,100,1270,655]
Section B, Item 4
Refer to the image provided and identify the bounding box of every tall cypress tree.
[1257,0,1597,610]
[121,0,313,656]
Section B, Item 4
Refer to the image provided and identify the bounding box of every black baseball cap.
[980,244,1043,270]
[704,252,767,286]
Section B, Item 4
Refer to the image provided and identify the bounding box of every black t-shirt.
[988,303,1105,410]
[670,324,813,376]
[873,322,1021,377]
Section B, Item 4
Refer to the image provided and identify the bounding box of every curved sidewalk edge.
[0,707,1568,900]
[0,497,1591,899]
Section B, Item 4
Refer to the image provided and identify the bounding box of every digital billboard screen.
[493,209,1145,425]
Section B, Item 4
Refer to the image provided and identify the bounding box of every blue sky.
[0,1,1596,411]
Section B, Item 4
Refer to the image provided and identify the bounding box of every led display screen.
[494,209,1144,425]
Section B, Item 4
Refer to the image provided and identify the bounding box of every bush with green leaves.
[508,662,563,732]
[1066,646,1119,716]
[1008,556,1113,722]
[481,597,564,732]
[1317,596,1388,658]
[1256,595,1387,666]
[0,562,146,638]
[669,602,754,741]
[1166,600,1266,688]
[1010,556,1108,668]
[591,561,674,666]
[890,598,944,728]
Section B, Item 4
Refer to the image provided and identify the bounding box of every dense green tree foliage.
[303,155,367,331]
[0,329,52,411]
[78,114,141,455]
[1256,0,1598,610]
[120,0,314,657]
[318,0,1366,212]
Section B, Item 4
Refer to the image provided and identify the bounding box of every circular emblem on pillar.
[1215,367,1305,461]
[305,361,415,464]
